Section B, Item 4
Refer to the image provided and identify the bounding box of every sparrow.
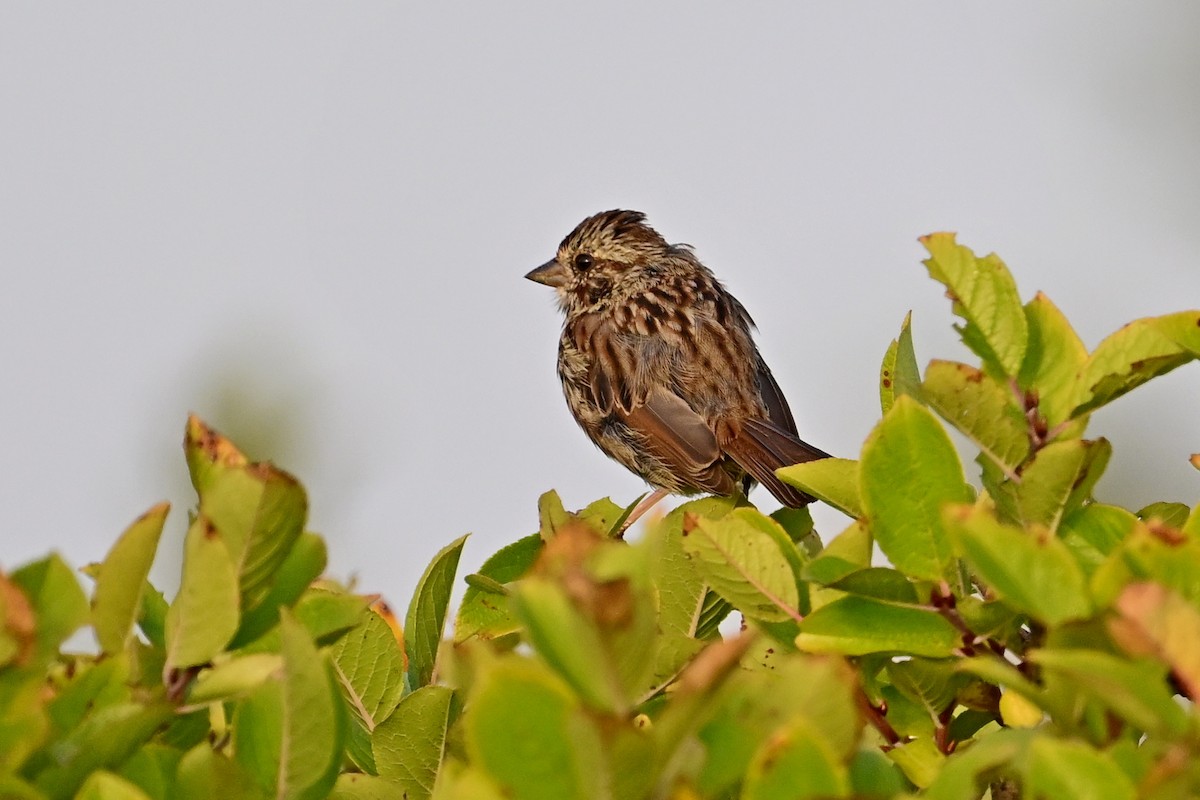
[526,210,828,527]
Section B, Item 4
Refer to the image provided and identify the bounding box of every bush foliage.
[3,233,1200,799]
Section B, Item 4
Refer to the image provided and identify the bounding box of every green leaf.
[200,468,307,611]
[860,395,971,582]
[428,768,507,800]
[646,633,706,696]
[0,668,48,771]
[454,533,542,643]
[742,718,849,800]
[509,577,626,712]
[234,614,346,800]
[880,310,922,414]
[405,534,468,688]
[188,654,283,705]
[32,703,173,800]
[464,657,604,800]
[921,233,1028,377]
[328,774,406,800]
[118,744,182,800]
[1025,737,1136,800]
[650,496,737,638]
[276,611,346,800]
[1018,292,1089,429]
[1070,310,1200,416]
[1113,523,1200,604]
[176,744,267,800]
[184,416,309,609]
[848,748,909,798]
[777,458,862,519]
[924,728,1033,800]
[886,736,945,789]
[577,496,625,536]
[11,554,88,660]
[373,685,453,799]
[136,581,169,649]
[771,505,817,546]
[681,508,804,623]
[1016,438,1110,531]
[293,590,371,646]
[1185,501,1200,538]
[165,516,240,671]
[232,531,327,648]
[506,542,657,710]
[581,540,660,700]
[803,520,872,586]
[0,777,45,800]
[45,655,131,739]
[946,505,1091,625]
[232,682,285,793]
[922,360,1029,472]
[1060,503,1138,575]
[693,588,735,641]
[888,657,969,718]
[76,772,152,800]
[1136,501,1191,528]
[696,657,861,797]
[1029,649,1189,736]
[537,489,571,539]
[92,503,167,655]
[330,605,408,773]
[825,567,919,603]
[796,595,961,657]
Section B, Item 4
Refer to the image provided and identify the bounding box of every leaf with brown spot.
[1110,582,1200,699]
[1070,310,1200,416]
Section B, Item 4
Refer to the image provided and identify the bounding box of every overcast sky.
[3,4,1198,604]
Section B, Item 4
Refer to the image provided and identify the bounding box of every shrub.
[2,234,1199,799]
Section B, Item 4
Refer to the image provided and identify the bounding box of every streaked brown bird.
[526,210,828,528]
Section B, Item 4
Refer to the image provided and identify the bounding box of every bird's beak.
[525,258,569,288]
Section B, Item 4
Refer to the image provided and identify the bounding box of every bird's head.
[526,209,679,316]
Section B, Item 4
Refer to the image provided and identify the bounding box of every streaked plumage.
[526,210,827,512]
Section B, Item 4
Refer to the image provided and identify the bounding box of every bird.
[526,209,828,529]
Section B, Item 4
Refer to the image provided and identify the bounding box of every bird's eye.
[574,253,594,271]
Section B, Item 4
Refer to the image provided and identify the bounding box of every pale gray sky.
[3,4,1198,602]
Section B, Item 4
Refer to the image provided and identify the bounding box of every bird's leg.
[617,488,669,537]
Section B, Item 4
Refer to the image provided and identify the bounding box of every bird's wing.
[754,356,798,436]
[583,328,733,494]
[724,418,829,507]
[621,387,738,496]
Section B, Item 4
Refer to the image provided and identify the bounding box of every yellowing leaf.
[1015,438,1110,531]
[777,458,862,519]
[165,518,239,671]
[998,691,1043,728]
[920,233,1028,377]
[1018,292,1089,429]
[1110,582,1200,699]
[922,359,1029,473]
[1071,310,1200,416]
[92,503,167,655]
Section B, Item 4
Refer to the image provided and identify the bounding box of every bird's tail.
[726,418,830,507]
